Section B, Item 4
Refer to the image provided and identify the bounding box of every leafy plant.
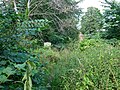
[0,1,48,89]
[22,60,36,90]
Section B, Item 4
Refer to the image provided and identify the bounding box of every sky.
[78,0,104,12]
[78,0,120,12]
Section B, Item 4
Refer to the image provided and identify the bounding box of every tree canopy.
[103,0,120,39]
[80,7,103,34]
[29,0,83,44]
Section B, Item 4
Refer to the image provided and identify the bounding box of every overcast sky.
[78,0,120,12]
[78,0,104,12]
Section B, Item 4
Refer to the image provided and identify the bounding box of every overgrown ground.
[31,39,120,90]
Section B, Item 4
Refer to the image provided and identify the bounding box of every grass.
[33,39,120,90]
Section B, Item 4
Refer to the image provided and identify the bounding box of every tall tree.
[80,7,103,34]
[102,0,120,39]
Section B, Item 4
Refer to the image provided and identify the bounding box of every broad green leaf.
[0,61,7,65]
[0,67,4,75]
[0,75,8,83]
[2,67,15,76]
[14,63,26,70]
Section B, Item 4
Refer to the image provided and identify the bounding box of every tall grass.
[34,39,120,90]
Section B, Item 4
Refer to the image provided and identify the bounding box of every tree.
[80,7,103,34]
[102,0,120,39]
[1,0,83,45]
[29,0,83,44]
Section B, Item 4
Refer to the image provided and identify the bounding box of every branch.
[13,0,18,14]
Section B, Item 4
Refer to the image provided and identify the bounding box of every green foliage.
[79,39,102,51]
[105,38,120,46]
[30,0,83,44]
[0,1,48,89]
[81,7,103,34]
[40,39,120,90]
[1,0,120,90]
[103,0,120,39]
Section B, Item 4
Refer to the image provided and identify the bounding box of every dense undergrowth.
[31,39,120,90]
[1,36,120,90]
[0,29,120,89]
